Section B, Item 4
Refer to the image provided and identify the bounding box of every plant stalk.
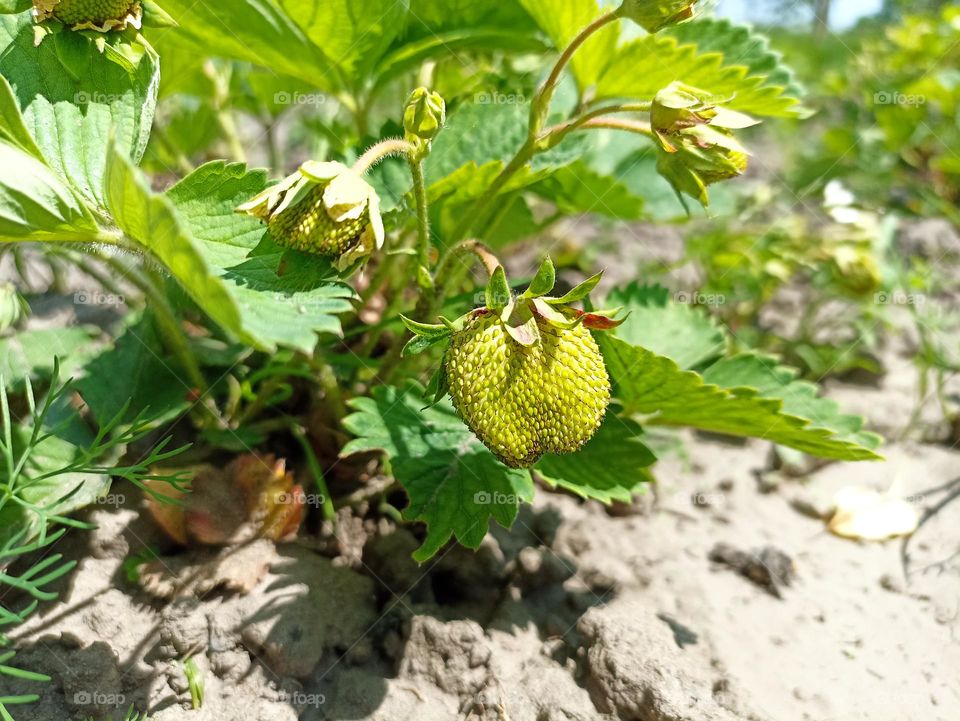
[352,138,416,175]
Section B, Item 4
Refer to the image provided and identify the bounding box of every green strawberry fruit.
[445,310,610,468]
[403,258,623,469]
[237,161,384,272]
[33,0,142,31]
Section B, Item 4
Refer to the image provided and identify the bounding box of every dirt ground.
[4,223,960,721]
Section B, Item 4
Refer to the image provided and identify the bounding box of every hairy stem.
[529,8,624,138]
[352,137,416,175]
[409,157,432,268]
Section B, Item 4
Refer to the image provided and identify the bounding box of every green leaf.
[702,354,884,453]
[598,335,882,461]
[0,74,41,159]
[606,282,726,369]
[342,384,534,561]
[517,0,618,92]
[74,315,190,426]
[530,160,645,220]
[165,161,357,353]
[156,0,337,90]
[666,18,806,101]
[0,140,99,242]
[278,0,409,80]
[0,326,100,387]
[596,21,807,118]
[0,429,110,544]
[104,145,246,342]
[535,415,654,503]
[0,11,159,208]
[375,1,546,88]
[426,102,588,206]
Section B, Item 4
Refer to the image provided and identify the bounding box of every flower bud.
[404,87,446,149]
[619,0,697,33]
[237,161,384,272]
[651,82,758,205]
[32,0,142,32]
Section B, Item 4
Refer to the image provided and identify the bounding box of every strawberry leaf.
[598,335,882,461]
[535,415,655,504]
[606,282,726,369]
[596,19,808,119]
[342,384,534,562]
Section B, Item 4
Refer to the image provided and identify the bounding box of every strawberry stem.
[351,137,416,175]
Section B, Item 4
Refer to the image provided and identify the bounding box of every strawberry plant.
[0,0,882,561]
[0,5,889,712]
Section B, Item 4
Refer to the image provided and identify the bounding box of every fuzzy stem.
[529,8,624,138]
[577,117,654,136]
[409,158,432,268]
[352,137,416,175]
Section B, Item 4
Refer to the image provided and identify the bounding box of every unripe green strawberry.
[237,161,384,272]
[445,311,610,468]
[33,0,142,31]
[403,259,622,469]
